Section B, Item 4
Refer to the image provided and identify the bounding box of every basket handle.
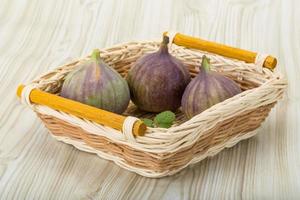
[164,32,277,70]
[16,85,147,136]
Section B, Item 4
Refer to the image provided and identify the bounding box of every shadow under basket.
[18,38,287,178]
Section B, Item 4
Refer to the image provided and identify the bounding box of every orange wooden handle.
[164,32,277,70]
[16,85,146,136]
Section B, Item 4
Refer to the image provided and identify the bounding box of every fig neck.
[91,49,101,63]
[159,35,170,54]
[200,55,211,73]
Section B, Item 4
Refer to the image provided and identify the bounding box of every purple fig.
[181,55,242,118]
[61,49,130,114]
[127,36,191,112]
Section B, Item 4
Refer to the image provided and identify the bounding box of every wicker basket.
[17,32,287,178]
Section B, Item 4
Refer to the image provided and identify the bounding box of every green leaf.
[141,118,154,127]
[155,122,173,128]
[154,111,176,128]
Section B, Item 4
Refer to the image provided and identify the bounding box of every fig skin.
[127,36,191,112]
[61,49,130,114]
[181,55,242,119]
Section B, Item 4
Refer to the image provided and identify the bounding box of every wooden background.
[0,0,299,199]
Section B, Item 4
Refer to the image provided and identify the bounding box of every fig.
[61,49,130,114]
[127,36,191,112]
[181,55,242,118]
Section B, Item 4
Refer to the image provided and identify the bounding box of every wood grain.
[0,0,299,199]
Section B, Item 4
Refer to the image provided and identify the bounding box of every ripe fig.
[182,55,242,118]
[127,36,191,112]
[61,49,130,114]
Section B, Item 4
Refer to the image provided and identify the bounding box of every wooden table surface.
[0,0,299,199]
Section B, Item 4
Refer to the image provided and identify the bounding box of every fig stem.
[160,36,169,53]
[201,55,211,72]
[91,49,101,62]
[162,35,169,45]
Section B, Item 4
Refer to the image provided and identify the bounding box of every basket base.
[36,103,275,177]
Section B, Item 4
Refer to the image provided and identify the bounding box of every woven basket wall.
[21,41,287,178]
